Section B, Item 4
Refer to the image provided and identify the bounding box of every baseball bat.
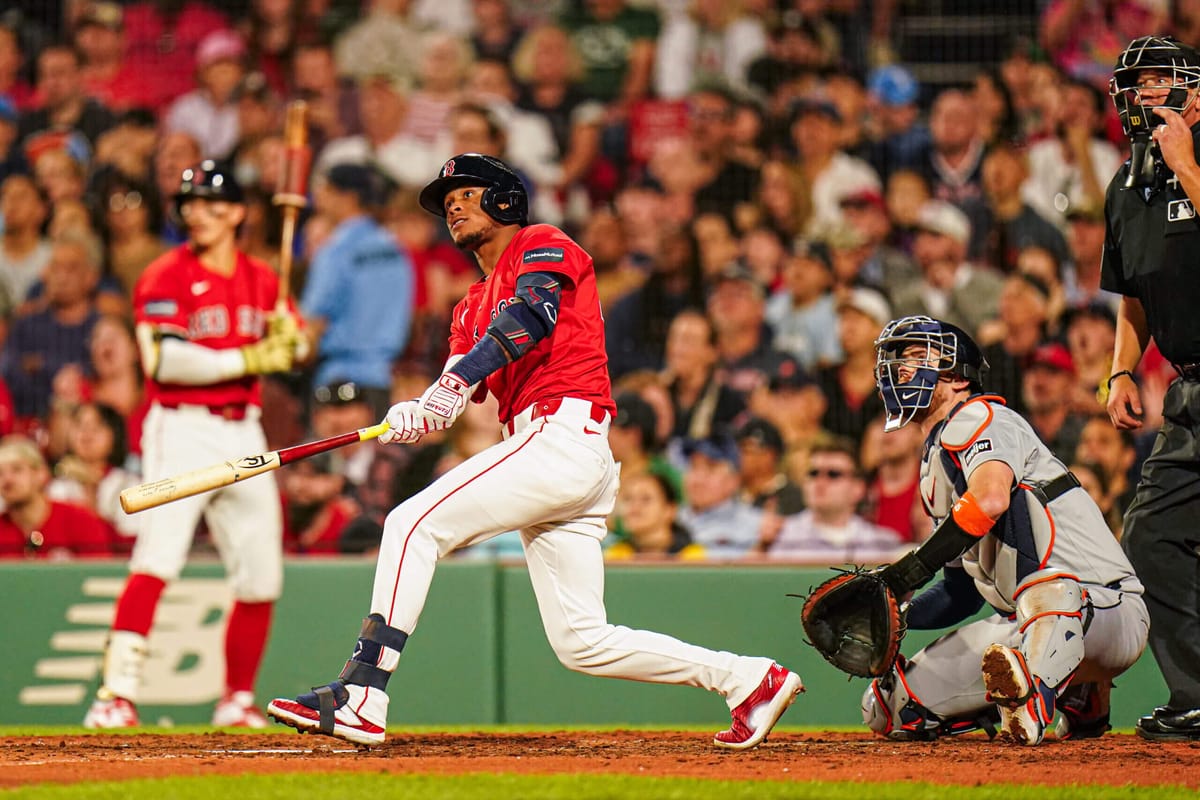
[273,100,311,312]
[119,421,390,514]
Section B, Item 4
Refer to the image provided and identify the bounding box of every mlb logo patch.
[1169,198,1196,222]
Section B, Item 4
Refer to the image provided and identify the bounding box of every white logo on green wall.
[19,577,232,707]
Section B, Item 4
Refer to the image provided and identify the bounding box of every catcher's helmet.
[418,153,528,226]
[174,160,244,213]
[873,315,989,432]
[1109,35,1200,138]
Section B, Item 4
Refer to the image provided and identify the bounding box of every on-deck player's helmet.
[173,160,244,214]
[418,153,528,226]
[873,315,989,432]
[1109,35,1200,138]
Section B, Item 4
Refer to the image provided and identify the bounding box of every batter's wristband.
[951,491,994,537]
[1106,370,1135,391]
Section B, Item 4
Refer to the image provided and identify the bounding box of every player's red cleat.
[713,663,803,750]
[267,681,387,745]
[83,691,139,729]
[212,691,270,728]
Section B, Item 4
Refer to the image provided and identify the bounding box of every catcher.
[803,316,1148,745]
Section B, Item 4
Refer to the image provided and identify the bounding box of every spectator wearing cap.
[663,308,744,446]
[890,200,1005,339]
[281,452,359,556]
[75,1,152,112]
[1023,341,1088,464]
[979,273,1052,415]
[815,287,890,445]
[707,261,794,398]
[1064,203,1121,314]
[761,435,904,562]
[607,471,705,561]
[865,64,931,183]
[748,356,828,458]
[18,42,117,148]
[918,88,985,210]
[735,416,804,516]
[608,390,678,486]
[0,435,113,559]
[654,1,767,100]
[975,142,1071,275]
[764,238,842,370]
[789,98,882,237]
[163,29,247,160]
[301,163,414,419]
[678,433,763,559]
[837,188,921,301]
[310,381,379,489]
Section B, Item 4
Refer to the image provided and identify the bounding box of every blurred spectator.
[1064,203,1121,312]
[338,451,401,556]
[310,380,378,488]
[0,435,112,558]
[1076,414,1138,517]
[865,64,930,183]
[662,308,744,442]
[0,23,33,111]
[764,237,840,370]
[761,435,904,562]
[739,226,786,292]
[1015,246,1068,337]
[891,200,1004,339]
[654,0,767,100]
[1,232,101,424]
[579,207,642,309]
[281,451,358,555]
[615,368,677,454]
[29,132,90,204]
[95,169,168,295]
[0,173,49,312]
[152,130,202,243]
[883,168,930,250]
[755,158,812,240]
[860,418,928,544]
[405,32,471,146]
[315,72,439,190]
[120,0,229,112]
[46,401,138,543]
[334,0,423,86]
[238,0,303,96]
[1023,341,1088,464]
[975,143,1071,274]
[471,0,525,63]
[1023,78,1121,229]
[0,97,20,183]
[837,188,920,301]
[826,72,870,160]
[789,99,881,236]
[608,390,673,484]
[746,11,829,104]
[18,41,117,146]
[689,85,760,224]
[980,273,1050,411]
[163,29,246,161]
[747,355,827,457]
[691,211,740,280]
[606,471,705,560]
[1071,459,1123,537]
[1041,0,1166,91]
[290,40,360,153]
[707,262,791,397]
[227,72,283,174]
[734,415,803,515]
[972,67,1020,147]
[301,163,413,418]
[74,1,152,111]
[678,432,762,558]
[92,107,158,183]
[817,287,890,445]
[920,88,985,209]
[1064,302,1117,412]
[559,0,658,110]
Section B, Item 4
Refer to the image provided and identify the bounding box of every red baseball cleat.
[212,691,270,728]
[267,681,387,745]
[713,663,804,750]
[83,691,139,729]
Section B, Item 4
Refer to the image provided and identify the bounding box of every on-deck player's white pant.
[371,397,774,708]
[131,403,283,601]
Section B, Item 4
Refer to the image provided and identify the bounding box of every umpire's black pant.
[1123,377,1200,710]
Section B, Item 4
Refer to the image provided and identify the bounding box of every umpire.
[1104,35,1200,741]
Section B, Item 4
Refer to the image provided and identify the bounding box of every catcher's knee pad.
[862,658,996,741]
[1014,571,1085,689]
[338,614,409,690]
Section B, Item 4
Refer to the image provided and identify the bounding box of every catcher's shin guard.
[1014,571,1086,689]
[862,656,997,741]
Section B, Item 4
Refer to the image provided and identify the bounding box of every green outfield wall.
[0,559,1167,728]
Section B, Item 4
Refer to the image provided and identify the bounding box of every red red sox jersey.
[0,501,113,558]
[448,224,615,424]
[134,245,282,409]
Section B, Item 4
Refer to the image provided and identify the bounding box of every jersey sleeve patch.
[522,247,565,264]
[962,438,993,466]
[142,299,179,318]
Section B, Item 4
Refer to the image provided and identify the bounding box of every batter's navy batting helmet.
[419,153,528,226]
[174,160,244,213]
[873,315,989,432]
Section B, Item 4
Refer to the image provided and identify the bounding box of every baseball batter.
[84,161,304,729]
[861,316,1148,745]
[267,154,803,749]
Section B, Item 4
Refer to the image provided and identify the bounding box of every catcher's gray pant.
[864,583,1148,731]
[369,398,775,709]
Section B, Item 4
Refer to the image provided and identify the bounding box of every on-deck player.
[84,161,305,729]
[266,154,803,749]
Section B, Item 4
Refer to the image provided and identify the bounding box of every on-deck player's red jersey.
[448,224,615,424]
[134,245,281,409]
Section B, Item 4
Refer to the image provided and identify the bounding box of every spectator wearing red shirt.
[120,0,229,113]
[281,452,357,555]
[0,23,35,111]
[0,435,112,559]
[75,2,157,112]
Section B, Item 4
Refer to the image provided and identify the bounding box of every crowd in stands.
[0,0,1176,562]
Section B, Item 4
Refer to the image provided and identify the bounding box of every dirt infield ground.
[2,732,1199,788]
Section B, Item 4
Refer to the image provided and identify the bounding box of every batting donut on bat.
[84,156,308,730]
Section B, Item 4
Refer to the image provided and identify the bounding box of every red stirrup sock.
[224,601,274,694]
[111,574,167,635]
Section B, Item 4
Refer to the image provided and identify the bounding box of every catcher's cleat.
[1054,681,1111,740]
[713,662,803,750]
[212,691,270,728]
[267,680,387,745]
[982,644,1055,746]
[83,690,139,729]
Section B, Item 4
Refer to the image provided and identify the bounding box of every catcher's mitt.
[799,568,905,678]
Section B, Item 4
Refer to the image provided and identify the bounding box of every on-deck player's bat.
[273,100,310,313]
[119,421,389,514]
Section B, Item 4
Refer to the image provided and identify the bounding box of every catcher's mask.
[874,315,988,432]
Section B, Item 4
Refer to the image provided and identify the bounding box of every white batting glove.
[417,372,471,427]
[380,400,443,445]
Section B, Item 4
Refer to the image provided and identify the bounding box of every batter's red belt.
[158,401,250,421]
[504,397,609,437]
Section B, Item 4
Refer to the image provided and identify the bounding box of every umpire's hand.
[1107,373,1144,430]
[1152,106,1199,177]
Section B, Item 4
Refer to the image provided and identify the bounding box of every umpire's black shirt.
[1102,123,1200,364]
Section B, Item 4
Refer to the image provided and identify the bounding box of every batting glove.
[381,400,443,444]
[241,334,296,375]
[417,372,471,427]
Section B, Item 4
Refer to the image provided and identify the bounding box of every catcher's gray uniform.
[862,395,1148,740]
